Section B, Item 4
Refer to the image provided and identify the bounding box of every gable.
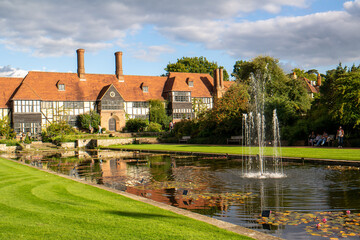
[98,84,124,101]
[164,72,214,98]
[0,77,23,108]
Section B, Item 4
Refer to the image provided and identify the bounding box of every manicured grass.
[58,134,123,142]
[108,144,360,161]
[0,158,251,240]
[0,139,19,146]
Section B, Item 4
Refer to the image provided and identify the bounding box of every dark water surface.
[4,150,360,240]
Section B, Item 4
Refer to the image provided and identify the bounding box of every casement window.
[62,115,77,126]
[101,100,123,110]
[41,101,53,109]
[63,101,85,109]
[173,92,191,102]
[14,100,41,113]
[173,113,192,119]
[133,102,149,108]
[14,122,41,134]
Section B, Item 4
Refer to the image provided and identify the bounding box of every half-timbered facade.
[0,49,233,134]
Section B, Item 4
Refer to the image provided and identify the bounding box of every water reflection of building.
[123,156,224,211]
[100,158,152,190]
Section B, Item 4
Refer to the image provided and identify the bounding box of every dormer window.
[186,78,194,87]
[141,83,149,93]
[58,84,65,91]
[56,80,65,91]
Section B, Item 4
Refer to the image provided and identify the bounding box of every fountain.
[242,70,285,179]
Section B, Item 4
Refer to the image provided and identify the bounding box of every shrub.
[0,139,19,146]
[125,119,148,132]
[0,117,16,139]
[24,135,32,144]
[78,111,101,132]
[42,121,77,143]
[147,122,162,132]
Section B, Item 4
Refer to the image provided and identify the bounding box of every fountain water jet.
[242,71,286,179]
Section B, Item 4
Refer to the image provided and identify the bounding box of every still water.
[6,150,360,240]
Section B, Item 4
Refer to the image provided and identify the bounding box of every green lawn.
[108,144,360,161]
[0,158,251,240]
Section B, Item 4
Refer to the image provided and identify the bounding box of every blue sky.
[1,0,360,78]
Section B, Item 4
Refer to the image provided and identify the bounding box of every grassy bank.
[108,144,360,161]
[0,158,251,240]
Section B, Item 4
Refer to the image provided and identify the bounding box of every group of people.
[308,126,345,148]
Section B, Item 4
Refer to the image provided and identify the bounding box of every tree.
[78,111,101,132]
[165,56,230,81]
[232,56,311,126]
[149,99,170,129]
[329,70,360,128]
[199,82,249,136]
[0,116,15,139]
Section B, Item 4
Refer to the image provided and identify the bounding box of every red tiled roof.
[121,75,167,101]
[164,72,214,97]
[301,77,319,94]
[0,77,23,108]
[12,71,168,102]
[12,71,217,103]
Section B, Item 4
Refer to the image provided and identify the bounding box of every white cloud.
[158,4,360,67]
[2,0,360,68]
[132,45,175,62]
[0,0,306,56]
[0,65,28,77]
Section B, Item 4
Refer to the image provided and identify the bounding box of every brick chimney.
[115,51,124,82]
[213,68,224,98]
[317,73,321,86]
[77,49,85,80]
[219,68,223,88]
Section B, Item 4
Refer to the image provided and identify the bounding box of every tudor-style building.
[0,49,233,135]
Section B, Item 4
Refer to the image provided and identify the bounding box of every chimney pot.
[77,49,85,80]
[317,73,321,86]
[115,51,124,82]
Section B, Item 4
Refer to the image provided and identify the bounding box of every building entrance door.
[109,118,116,131]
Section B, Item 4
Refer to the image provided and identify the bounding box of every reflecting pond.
[4,150,360,240]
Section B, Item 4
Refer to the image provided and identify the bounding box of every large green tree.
[197,82,249,137]
[232,56,311,126]
[324,65,360,129]
[164,56,229,81]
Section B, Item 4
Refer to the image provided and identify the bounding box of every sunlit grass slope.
[0,158,252,240]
